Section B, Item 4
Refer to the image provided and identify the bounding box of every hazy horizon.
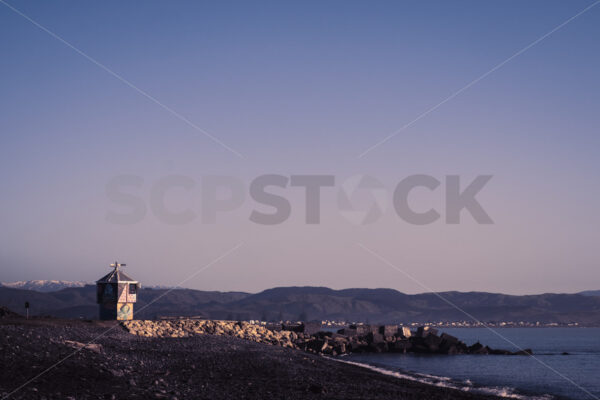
[2,1,599,295]
[1,279,598,297]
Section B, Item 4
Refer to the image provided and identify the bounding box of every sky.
[1,0,599,294]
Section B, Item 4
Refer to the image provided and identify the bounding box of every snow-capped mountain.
[0,280,183,292]
[0,280,89,292]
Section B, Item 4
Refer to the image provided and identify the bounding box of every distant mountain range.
[0,280,175,292]
[0,280,89,292]
[2,285,600,325]
[579,290,600,297]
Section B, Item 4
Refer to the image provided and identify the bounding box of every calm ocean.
[343,327,600,399]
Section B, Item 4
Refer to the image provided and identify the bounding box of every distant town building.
[96,261,140,320]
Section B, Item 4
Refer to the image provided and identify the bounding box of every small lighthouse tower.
[96,261,140,320]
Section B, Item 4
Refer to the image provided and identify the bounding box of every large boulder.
[379,325,398,336]
[330,332,348,340]
[407,336,430,353]
[315,331,332,339]
[321,343,334,355]
[439,334,468,354]
[440,333,459,344]
[416,326,438,337]
[302,321,322,336]
[468,342,490,354]
[392,340,412,353]
[350,324,370,336]
[439,333,461,354]
[442,344,461,355]
[347,339,367,353]
[368,342,389,353]
[423,333,443,352]
[333,343,347,355]
[400,326,412,338]
[365,332,385,344]
[368,325,381,334]
[306,338,328,353]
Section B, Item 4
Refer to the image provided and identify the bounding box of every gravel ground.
[0,318,502,400]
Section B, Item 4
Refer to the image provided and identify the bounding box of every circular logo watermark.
[337,175,388,225]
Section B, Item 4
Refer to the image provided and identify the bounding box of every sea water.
[344,327,600,399]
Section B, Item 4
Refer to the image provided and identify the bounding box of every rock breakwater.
[122,320,532,357]
[122,319,299,348]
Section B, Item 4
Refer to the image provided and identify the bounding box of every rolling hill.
[2,285,600,325]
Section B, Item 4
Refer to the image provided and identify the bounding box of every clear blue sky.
[1,0,599,294]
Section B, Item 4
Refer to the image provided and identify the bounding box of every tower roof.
[96,268,138,283]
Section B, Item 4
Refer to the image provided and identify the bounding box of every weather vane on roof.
[110,261,126,269]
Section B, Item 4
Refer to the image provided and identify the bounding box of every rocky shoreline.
[122,319,532,356]
[0,316,505,399]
